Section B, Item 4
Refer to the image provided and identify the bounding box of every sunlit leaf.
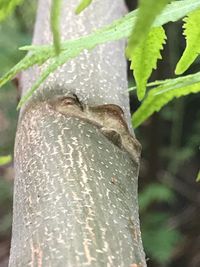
[175,8,200,74]
[50,0,61,55]
[0,155,12,166]
[75,0,93,14]
[126,0,171,54]
[128,26,166,100]
[1,0,200,107]
[0,0,24,22]
[133,71,200,127]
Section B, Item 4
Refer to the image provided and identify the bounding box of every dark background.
[0,0,199,266]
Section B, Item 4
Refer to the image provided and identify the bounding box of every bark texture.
[9,0,146,266]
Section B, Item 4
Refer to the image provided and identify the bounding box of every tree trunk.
[9,0,146,266]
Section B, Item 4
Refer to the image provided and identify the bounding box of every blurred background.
[0,0,199,266]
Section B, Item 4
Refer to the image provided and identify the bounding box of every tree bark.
[9,0,146,266]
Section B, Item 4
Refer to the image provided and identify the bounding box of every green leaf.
[0,155,12,166]
[142,213,181,263]
[0,0,24,22]
[17,47,83,108]
[139,183,175,211]
[50,0,61,55]
[196,170,200,182]
[153,0,200,26]
[175,8,200,74]
[133,71,200,127]
[1,0,200,106]
[126,0,171,54]
[129,79,170,92]
[0,48,55,89]
[75,0,93,14]
[128,26,166,100]
[23,0,200,54]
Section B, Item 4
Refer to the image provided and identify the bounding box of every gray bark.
[9,0,146,266]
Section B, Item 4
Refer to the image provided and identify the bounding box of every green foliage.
[50,0,61,55]
[0,0,199,130]
[141,212,182,263]
[139,183,181,263]
[128,26,166,100]
[0,18,29,73]
[139,183,175,211]
[0,0,24,22]
[132,72,200,128]
[1,0,200,109]
[0,179,12,235]
[17,58,57,108]
[75,0,93,14]
[153,0,200,25]
[17,0,37,31]
[0,86,18,154]
[175,8,200,74]
[0,213,12,234]
[196,170,200,182]
[0,179,12,203]
[0,155,12,166]
[17,47,83,108]
[0,52,48,91]
[126,0,170,53]
[0,0,198,260]
[0,9,30,240]
[0,15,29,156]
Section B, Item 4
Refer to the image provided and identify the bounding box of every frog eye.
[61,97,76,106]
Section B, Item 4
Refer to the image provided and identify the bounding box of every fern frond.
[17,48,82,108]
[75,0,93,14]
[17,58,56,109]
[133,72,200,128]
[0,49,55,89]
[129,79,171,92]
[127,0,170,53]
[1,0,200,107]
[175,8,200,74]
[23,0,200,53]
[127,27,166,100]
[0,0,24,22]
[50,0,62,55]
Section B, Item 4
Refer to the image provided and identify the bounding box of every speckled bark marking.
[10,104,146,266]
[30,239,43,267]
[10,0,146,265]
[20,0,132,130]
